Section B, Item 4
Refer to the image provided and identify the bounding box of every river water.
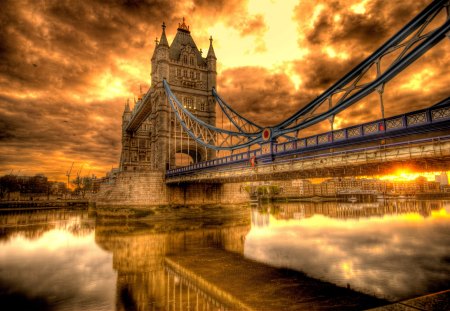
[0,200,449,310]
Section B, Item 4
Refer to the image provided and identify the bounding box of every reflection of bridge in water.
[95,209,385,310]
[0,209,93,241]
[266,200,444,221]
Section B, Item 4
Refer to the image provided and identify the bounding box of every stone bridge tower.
[119,18,217,173]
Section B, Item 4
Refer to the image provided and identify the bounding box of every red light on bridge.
[262,128,271,141]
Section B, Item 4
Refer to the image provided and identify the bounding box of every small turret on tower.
[151,22,170,84]
[159,22,169,47]
[124,98,131,113]
[207,36,217,88]
[207,36,216,59]
[122,98,132,129]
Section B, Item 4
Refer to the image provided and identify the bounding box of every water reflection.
[94,207,250,311]
[95,206,383,310]
[0,209,114,311]
[2,202,445,310]
[245,200,450,301]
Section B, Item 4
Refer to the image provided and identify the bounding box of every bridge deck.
[166,102,450,183]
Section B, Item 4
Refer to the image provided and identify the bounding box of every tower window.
[190,57,194,66]
[183,55,187,64]
[184,97,194,109]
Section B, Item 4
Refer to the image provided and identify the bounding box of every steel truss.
[163,0,449,151]
[275,0,450,137]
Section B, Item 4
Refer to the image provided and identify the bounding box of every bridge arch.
[169,143,207,169]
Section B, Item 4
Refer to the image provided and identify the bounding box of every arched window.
[190,56,194,66]
[183,55,187,64]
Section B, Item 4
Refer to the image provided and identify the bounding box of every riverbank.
[0,200,89,210]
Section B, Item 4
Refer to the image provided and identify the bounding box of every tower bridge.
[96,0,450,206]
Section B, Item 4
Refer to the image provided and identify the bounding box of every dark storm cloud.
[298,0,430,51]
[294,52,362,92]
[218,67,315,127]
[0,94,121,162]
[0,0,175,93]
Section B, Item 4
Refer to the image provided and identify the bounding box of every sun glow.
[378,169,445,182]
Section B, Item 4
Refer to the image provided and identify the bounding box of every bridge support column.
[167,182,250,205]
[94,171,169,206]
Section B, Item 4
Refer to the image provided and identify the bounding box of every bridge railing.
[166,99,450,177]
[166,134,450,182]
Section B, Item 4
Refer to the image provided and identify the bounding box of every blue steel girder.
[163,80,264,151]
[212,88,263,134]
[270,0,450,138]
[166,97,450,178]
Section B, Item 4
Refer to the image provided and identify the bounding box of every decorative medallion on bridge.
[262,128,272,141]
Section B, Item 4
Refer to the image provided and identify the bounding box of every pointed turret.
[206,35,217,88]
[152,22,170,84]
[207,36,216,59]
[159,22,169,46]
[151,37,159,61]
[124,98,131,113]
[122,98,132,130]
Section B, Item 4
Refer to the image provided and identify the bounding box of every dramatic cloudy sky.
[0,0,449,181]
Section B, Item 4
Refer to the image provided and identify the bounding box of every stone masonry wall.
[95,171,168,206]
[167,182,250,205]
[95,171,250,206]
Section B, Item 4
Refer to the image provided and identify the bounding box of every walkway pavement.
[367,289,450,311]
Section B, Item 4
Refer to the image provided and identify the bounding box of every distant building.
[435,172,449,186]
[291,179,314,196]
[317,179,337,196]
[392,176,440,194]
[335,177,362,193]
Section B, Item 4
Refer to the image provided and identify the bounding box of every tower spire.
[207,35,216,59]
[178,17,190,33]
[159,22,169,46]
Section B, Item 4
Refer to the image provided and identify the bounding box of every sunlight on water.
[244,201,450,300]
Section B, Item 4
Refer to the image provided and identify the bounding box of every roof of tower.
[169,18,206,65]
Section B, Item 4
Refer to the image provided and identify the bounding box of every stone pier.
[94,171,250,206]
